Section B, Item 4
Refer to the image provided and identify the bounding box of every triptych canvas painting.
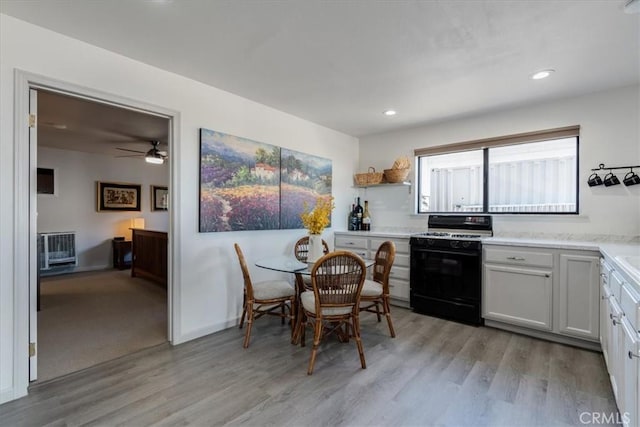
[199,128,332,232]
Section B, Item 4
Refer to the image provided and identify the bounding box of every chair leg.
[352,314,366,369]
[243,305,254,348]
[383,297,396,338]
[307,318,323,375]
[281,303,286,325]
[299,311,307,347]
[239,301,247,329]
[289,298,297,343]
[374,301,382,322]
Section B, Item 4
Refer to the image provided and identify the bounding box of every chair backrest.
[372,241,396,292]
[294,236,330,262]
[310,251,366,313]
[234,243,255,300]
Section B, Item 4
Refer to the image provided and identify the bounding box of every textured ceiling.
[2,0,639,140]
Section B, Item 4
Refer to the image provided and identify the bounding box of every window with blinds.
[415,126,579,214]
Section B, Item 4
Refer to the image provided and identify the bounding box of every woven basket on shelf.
[354,167,384,185]
[383,168,410,183]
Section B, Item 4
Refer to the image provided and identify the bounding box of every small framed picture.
[151,185,168,211]
[97,182,141,212]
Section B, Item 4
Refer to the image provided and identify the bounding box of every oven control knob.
[462,241,471,248]
[427,239,434,246]
[450,241,459,248]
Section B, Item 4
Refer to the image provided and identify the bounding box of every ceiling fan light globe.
[145,154,164,164]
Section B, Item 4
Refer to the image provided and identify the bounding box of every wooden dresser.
[131,228,168,287]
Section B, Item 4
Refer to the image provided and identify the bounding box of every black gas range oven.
[410,215,493,326]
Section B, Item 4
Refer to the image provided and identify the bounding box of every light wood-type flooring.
[0,307,618,426]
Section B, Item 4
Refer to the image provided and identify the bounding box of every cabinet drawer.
[610,271,624,300]
[370,237,409,254]
[395,253,409,268]
[335,236,368,250]
[388,278,409,301]
[340,248,368,259]
[389,265,409,281]
[484,247,553,268]
[621,283,640,332]
[601,258,612,286]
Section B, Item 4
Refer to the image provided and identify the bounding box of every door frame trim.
[13,69,181,398]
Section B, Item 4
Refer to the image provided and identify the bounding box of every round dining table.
[255,254,375,344]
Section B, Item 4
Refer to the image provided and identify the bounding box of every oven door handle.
[412,248,480,257]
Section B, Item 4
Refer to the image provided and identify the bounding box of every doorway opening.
[19,77,176,385]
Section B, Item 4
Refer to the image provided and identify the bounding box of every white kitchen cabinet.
[558,253,600,340]
[334,235,368,258]
[600,259,613,365]
[601,283,612,366]
[483,262,553,331]
[607,294,624,402]
[620,318,639,427]
[599,256,640,427]
[335,232,410,306]
[483,244,601,347]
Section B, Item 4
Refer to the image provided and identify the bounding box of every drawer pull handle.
[610,313,621,321]
[506,256,525,261]
[601,295,610,300]
[630,351,640,359]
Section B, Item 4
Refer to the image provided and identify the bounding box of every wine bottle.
[354,197,363,231]
[348,204,356,231]
[362,200,371,231]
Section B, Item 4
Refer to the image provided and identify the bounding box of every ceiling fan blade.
[115,154,144,158]
[158,151,168,156]
[116,147,146,154]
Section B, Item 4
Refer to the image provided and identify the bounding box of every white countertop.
[335,230,640,289]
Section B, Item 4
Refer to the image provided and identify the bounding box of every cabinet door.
[601,284,612,367]
[620,319,639,427]
[483,264,553,331]
[608,297,624,404]
[558,254,600,340]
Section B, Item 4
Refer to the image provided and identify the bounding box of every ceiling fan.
[116,140,167,164]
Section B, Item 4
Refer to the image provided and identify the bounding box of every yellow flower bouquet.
[300,196,334,234]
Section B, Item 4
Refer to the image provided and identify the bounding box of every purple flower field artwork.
[199,129,332,233]
[200,129,280,232]
[280,148,332,229]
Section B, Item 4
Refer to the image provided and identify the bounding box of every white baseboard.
[74,264,111,273]
[0,385,25,405]
[40,264,112,277]
[173,317,240,345]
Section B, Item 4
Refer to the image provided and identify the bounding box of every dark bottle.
[354,197,363,230]
[362,200,371,231]
[348,204,356,231]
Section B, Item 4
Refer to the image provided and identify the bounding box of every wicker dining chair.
[297,251,367,375]
[293,236,330,263]
[234,243,296,348]
[359,241,397,337]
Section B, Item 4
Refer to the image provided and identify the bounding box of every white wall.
[0,14,359,402]
[359,85,640,238]
[37,147,169,271]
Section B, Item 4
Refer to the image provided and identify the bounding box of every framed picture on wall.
[96,181,141,212]
[151,185,168,211]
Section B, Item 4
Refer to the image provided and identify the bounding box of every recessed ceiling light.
[530,69,555,80]
[383,110,397,116]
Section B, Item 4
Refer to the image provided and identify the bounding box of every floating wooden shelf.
[353,181,411,189]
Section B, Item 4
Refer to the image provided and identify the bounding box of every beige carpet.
[37,269,167,382]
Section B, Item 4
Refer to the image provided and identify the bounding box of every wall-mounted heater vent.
[38,231,77,273]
